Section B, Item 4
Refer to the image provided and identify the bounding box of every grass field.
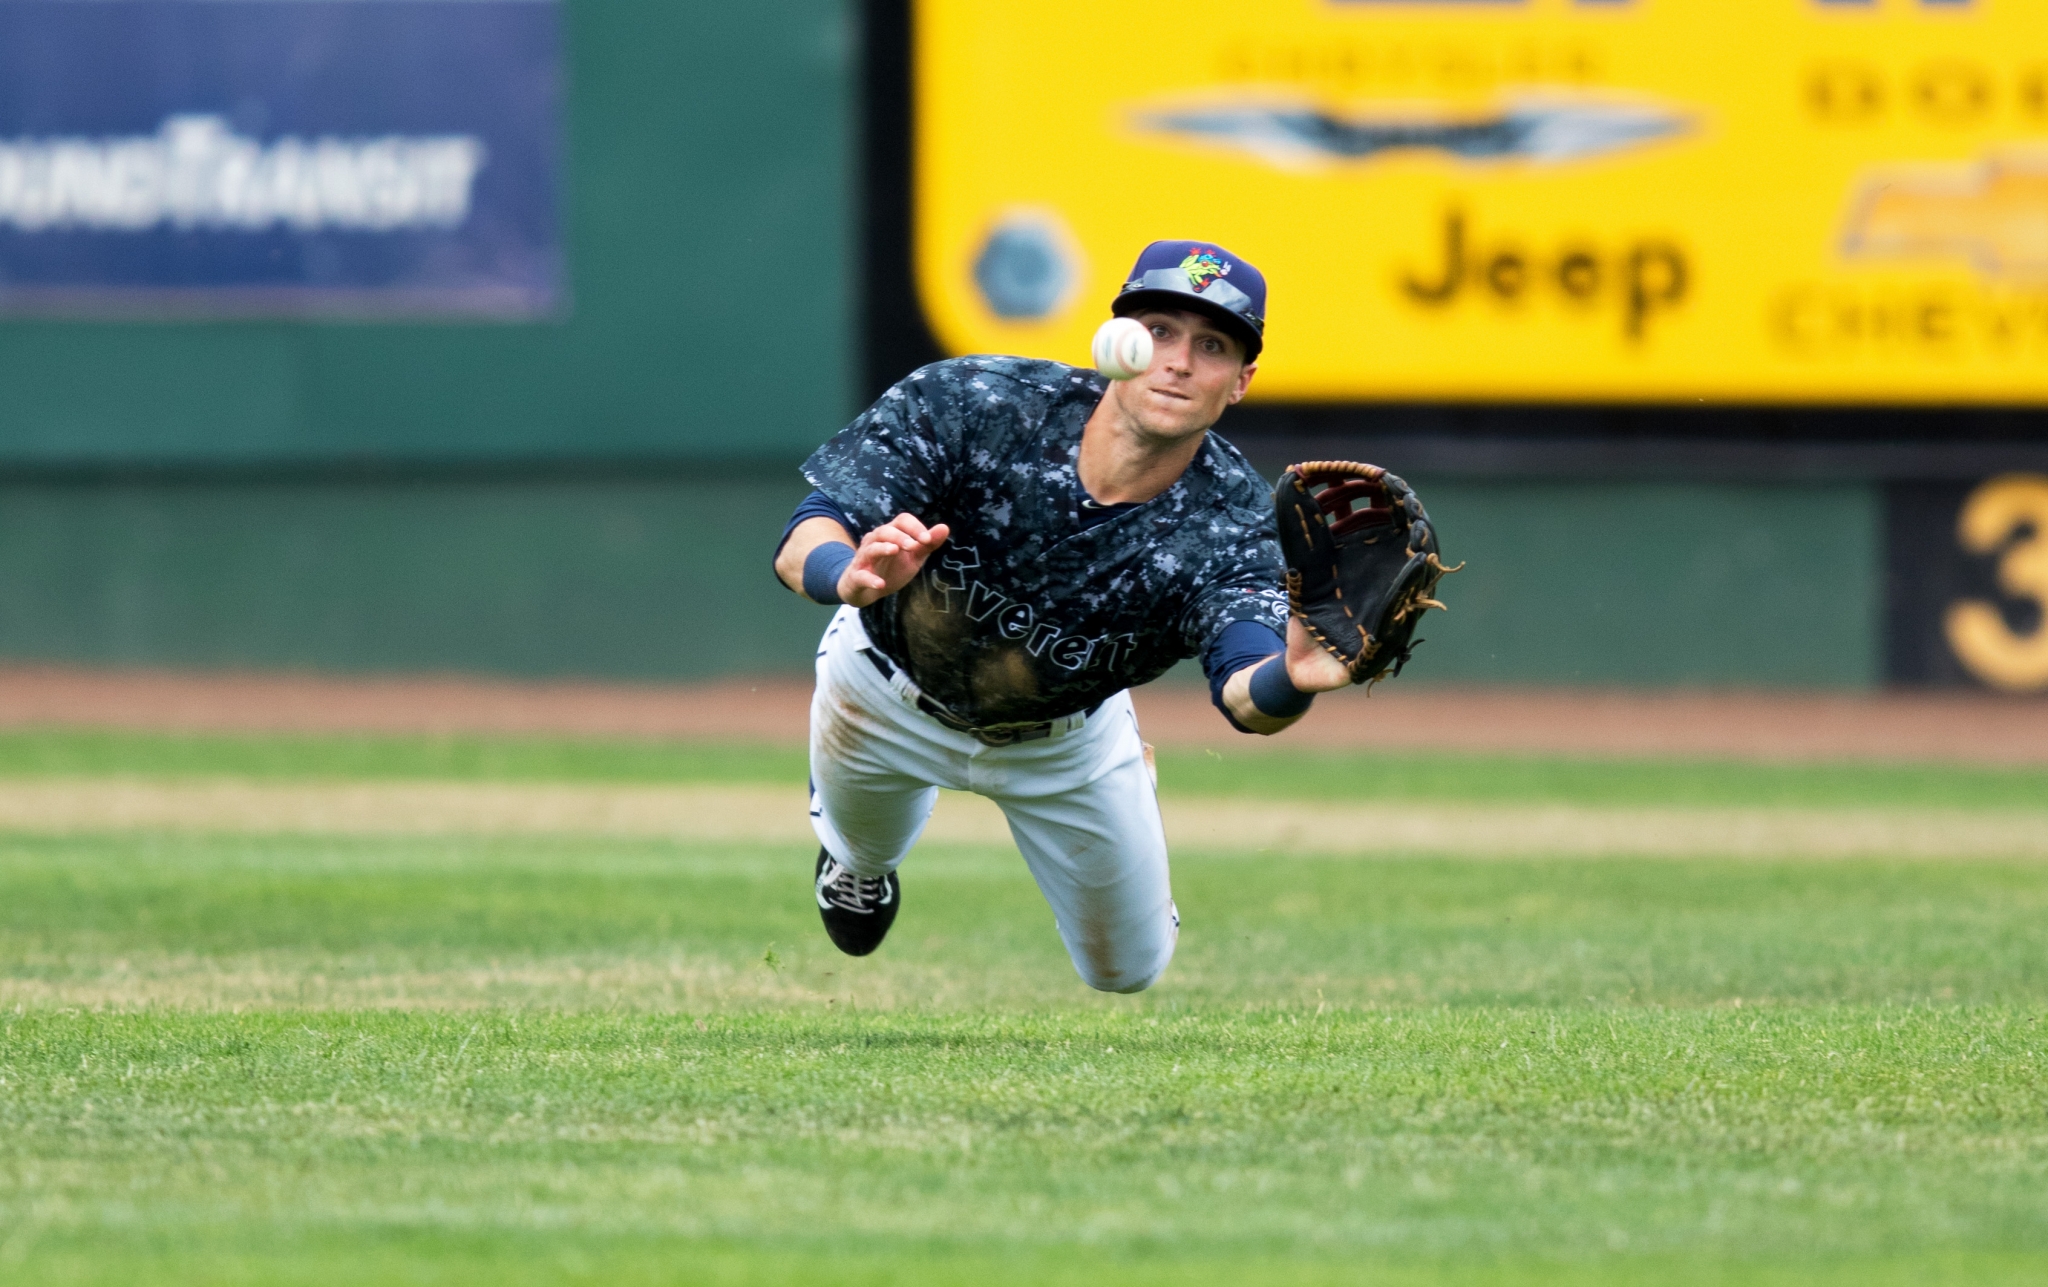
[3,729,2047,1284]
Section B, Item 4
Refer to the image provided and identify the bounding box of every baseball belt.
[859,648,1094,747]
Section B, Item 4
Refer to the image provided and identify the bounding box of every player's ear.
[1227,360,1257,404]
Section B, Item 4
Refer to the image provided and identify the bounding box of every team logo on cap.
[1180,246,1232,291]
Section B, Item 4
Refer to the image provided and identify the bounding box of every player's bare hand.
[839,513,951,607]
[1284,615,1353,693]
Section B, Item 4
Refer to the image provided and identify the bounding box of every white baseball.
[1091,316,1153,381]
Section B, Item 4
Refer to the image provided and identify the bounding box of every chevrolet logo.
[1843,155,2048,278]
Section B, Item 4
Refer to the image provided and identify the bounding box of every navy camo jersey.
[801,355,1289,727]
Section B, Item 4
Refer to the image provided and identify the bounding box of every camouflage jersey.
[801,355,1289,727]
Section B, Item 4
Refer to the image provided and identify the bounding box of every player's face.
[1113,309,1257,441]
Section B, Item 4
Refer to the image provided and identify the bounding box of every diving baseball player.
[772,241,1350,992]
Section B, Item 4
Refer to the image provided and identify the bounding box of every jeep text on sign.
[915,0,2048,403]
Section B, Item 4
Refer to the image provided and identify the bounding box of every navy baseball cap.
[1110,240,1266,361]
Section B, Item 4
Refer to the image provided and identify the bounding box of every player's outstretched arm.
[774,512,950,608]
[774,515,857,601]
[1220,617,1353,735]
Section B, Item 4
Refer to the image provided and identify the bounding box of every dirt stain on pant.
[1074,909,1122,990]
[815,687,871,769]
[1055,829,1144,991]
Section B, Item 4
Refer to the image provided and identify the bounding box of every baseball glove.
[1275,460,1461,686]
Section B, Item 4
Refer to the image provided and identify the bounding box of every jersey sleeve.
[1181,541,1290,662]
[1186,578,1289,658]
[771,490,857,563]
[799,366,960,533]
[1179,497,1286,659]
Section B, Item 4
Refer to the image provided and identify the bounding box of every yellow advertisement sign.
[915,0,2048,403]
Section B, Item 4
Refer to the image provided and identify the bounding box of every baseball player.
[772,241,1349,993]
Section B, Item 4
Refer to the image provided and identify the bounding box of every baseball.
[1091,316,1153,381]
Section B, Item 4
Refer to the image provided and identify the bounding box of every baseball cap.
[1110,240,1266,361]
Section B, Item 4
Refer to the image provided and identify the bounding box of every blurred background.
[0,0,2041,700]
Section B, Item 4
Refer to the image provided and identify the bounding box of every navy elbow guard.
[802,542,856,604]
[1247,655,1314,719]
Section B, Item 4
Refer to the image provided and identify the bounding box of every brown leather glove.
[1274,460,1461,686]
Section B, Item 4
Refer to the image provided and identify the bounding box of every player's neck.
[1077,397,1210,506]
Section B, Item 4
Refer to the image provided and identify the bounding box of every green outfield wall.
[0,1,1904,689]
[0,472,822,679]
[0,473,1883,688]
[1413,479,1881,688]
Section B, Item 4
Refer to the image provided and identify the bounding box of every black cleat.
[814,848,900,956]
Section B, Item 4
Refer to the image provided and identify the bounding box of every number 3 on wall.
[1944,474,2048,693]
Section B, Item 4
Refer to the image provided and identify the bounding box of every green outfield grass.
[0,727,2045,808]
[2,730,2046,1284]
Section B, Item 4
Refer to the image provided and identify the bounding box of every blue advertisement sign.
[0,0,562,317]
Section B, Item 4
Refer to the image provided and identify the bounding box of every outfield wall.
[0,0,2029,692]
[0,472,1882,688]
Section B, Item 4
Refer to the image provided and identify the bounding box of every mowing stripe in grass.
[0,729,2043,809]
[0,729,809,786]
[8,834,2048,1010]
[13,1239,2040,1287]
[0,781,2038,862]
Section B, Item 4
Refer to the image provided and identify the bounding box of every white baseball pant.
[808,606,1178,993]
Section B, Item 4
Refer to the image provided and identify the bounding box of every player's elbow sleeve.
[1205,619,1286,732]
